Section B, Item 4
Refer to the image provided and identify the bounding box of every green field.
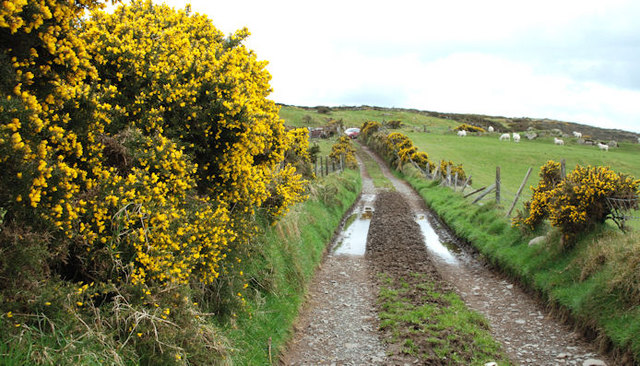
[279,105,458,132]
[404,131,640,205]
[280,105,640,213]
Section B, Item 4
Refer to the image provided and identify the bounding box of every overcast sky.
[153,0,640,133]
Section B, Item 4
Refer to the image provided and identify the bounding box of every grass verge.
[221,169,361,364]
[403,174,640,364]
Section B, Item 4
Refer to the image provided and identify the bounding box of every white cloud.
[123,0,640,132]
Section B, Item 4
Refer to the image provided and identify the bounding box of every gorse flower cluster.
[439,160,467,181]
[454,124,485,133]
[360,120,381,140]
[512,161,563,230]
[513,160,640,245]
[329,135,357,168]
[1,0,310,362]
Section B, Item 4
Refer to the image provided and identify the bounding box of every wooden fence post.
[496,166,501,204]
[461,175,472,193]
[506,167,533,217]
[453,172,458,192]
[325,156,329,176]
[561,159,566,179]
[447,165,452,186]
[315,158,318,177]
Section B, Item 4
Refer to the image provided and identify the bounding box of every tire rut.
[280,154,388,365]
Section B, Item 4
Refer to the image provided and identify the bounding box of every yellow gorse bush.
[514,161,640,245]
[439,160,467,181]
[513,160,563,230]
[1,0,313,362]
[2,0,306,288]
[454,123,485,133]
[360,120,381,141]
[83,1,292,215]
[411,151,435,172]
[329,135,357,168]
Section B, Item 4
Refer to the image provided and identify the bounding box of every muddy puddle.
[333,194,376,256]
[415,213,459,265]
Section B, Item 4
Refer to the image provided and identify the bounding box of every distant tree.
[316,106,332,114]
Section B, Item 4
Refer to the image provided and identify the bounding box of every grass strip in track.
[368,191,511,365]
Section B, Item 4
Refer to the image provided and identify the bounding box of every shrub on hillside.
[550,165,639,244]
[455,124,486,133]
[385,120,403,129]
[284,128,314,179]
[316,106,332,114]
[513,161,563,231]
[514,161,640,245]
[439,160,467,181]
[411,151,435,173]
[385,132,414,166]
[360,120,381,141]
[329,136,357,168]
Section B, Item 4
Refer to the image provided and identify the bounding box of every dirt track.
[281,147,612,365]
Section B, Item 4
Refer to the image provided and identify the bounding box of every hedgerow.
[1,0,309,363]
[360,123,467,181]
[329,135,357,168]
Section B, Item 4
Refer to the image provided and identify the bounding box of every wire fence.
[363,128,639,227]
[314,154,346,177]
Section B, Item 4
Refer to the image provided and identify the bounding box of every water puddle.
[333,195,375,256]
[415,213,459,265]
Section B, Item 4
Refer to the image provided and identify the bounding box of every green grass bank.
[403,171,640,364]
[222,169,361,364]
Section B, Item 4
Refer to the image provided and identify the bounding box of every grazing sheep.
[499,133,510,141]
[457,130,467,137]
[554,137,564,145]
[512,133,521,142]
[597,142,609,151]
[488,126,494,132]
[572,131,582,138]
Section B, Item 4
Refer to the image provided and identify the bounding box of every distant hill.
[279,104,640,143]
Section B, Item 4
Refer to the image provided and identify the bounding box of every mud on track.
[367,191,506,365]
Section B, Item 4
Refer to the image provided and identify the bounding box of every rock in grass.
[528,236,546,246]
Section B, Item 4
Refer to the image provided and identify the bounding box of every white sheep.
[597,142,609,151]
[512,133,521,142]
[457,130,467,137]
[499,133,510,141]
[572,131,582,138]
[488,126,494,132]
[554,137,564,145]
